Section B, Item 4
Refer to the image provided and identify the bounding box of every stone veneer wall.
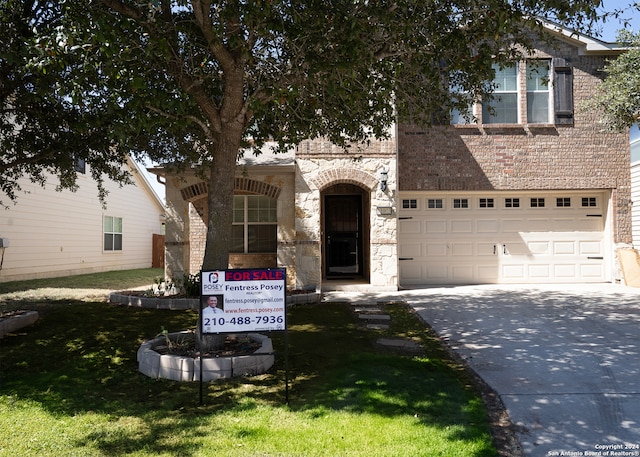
[295,135,398,289]
[397,40,632,245]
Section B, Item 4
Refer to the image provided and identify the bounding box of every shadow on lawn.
[0,299,493,456]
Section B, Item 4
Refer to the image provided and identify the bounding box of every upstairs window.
[482,64,518,124]
[527,60,551,123]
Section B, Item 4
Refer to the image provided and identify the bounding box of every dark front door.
[325,195,362,277]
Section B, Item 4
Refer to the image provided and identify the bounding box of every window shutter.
[553,58,573,125]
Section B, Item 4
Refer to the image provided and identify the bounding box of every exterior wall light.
[380,169,388,191]
[376,206,393,216]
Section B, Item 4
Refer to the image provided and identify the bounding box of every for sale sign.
[200,268,286,334]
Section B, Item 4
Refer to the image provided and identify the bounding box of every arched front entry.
[322,183,370,280]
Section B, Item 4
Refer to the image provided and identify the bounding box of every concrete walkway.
[324,283,640,457]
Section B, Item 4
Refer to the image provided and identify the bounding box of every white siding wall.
[0,159,164,282]
[632,160,640,250]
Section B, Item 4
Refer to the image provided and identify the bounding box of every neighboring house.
[156,24,632,290]
[0,157,165,283]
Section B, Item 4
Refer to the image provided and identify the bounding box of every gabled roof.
[541,20,628,55]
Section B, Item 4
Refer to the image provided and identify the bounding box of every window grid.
[479,198,494,208]
[482,63,518,124]
[402,199,418,209]
[582,197,597,207]
[526,60,551,123]
[453,198,469,209]
[505,198,520,208]
[530,198,545,208]
[427,199,443,209]
[103,216,123,251]
[556,197,571,207]
[232,195,277,253]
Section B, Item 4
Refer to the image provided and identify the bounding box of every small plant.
[156,326,193,354]
[182,272,201,297]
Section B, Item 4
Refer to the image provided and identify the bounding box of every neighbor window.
[103,216,123,251]
[582,197,597,207]
[527,60,551,123]
[482,63,518,124]
[556,197,571,207]
[427,198,443,209]
[231,195,277,253]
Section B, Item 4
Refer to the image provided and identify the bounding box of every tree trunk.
[197,124,244,353]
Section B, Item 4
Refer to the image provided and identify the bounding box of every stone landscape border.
[0,310,39,339]
[137,331,275,382]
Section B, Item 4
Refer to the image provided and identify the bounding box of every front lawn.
[0,271,497,456]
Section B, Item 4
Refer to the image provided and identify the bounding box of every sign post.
[199,268,288,403]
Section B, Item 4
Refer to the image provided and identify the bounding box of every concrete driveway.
[400,283,640,457]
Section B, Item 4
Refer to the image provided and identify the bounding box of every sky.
[598,0,640,41]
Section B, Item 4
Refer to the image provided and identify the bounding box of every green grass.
[0,270,496,456]
[0,268,164,294]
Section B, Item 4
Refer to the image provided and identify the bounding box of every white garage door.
[398,191,609,285]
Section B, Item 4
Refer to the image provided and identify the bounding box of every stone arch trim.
[181,177,282,202]
[312,167,378,191]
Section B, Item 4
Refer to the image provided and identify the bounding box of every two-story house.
[157,24,632,290]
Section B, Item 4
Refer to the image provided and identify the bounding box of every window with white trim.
[527,60,551,123]
[402,199,418,209]
[427,198,443,209]
[453,198,469,209]
[530,198,545,208]
[103,216,123,251]
[231,195,277,253]
[556,197,571,207]
[482,63,518,124]
[479,198,494,208]
[505,198,520,208]
[582,197,597,207]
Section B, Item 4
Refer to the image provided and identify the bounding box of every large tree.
[0,0,131,206]
[5,1,606,276]
[588,29,640,130]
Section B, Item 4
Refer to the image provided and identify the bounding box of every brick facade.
[398,37,632,244]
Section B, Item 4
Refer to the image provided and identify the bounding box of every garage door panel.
[425,220,447,233]
[399,220,422,234]
[477,220,499,232]
[426,243,447,256]
[528,241,550,255]
[451,243,472,256]
[580,263,605,278]
[398,191,608,285]
[477,243,497,256]
[528,264,551,279]
[553,241,576,255]
[450,220,473,233]
[579,241,602,255]
[400,243,422,257]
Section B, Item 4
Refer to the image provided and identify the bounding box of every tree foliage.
[588,29,640,131]
[0,0,131,206]
[2,0,603,268]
